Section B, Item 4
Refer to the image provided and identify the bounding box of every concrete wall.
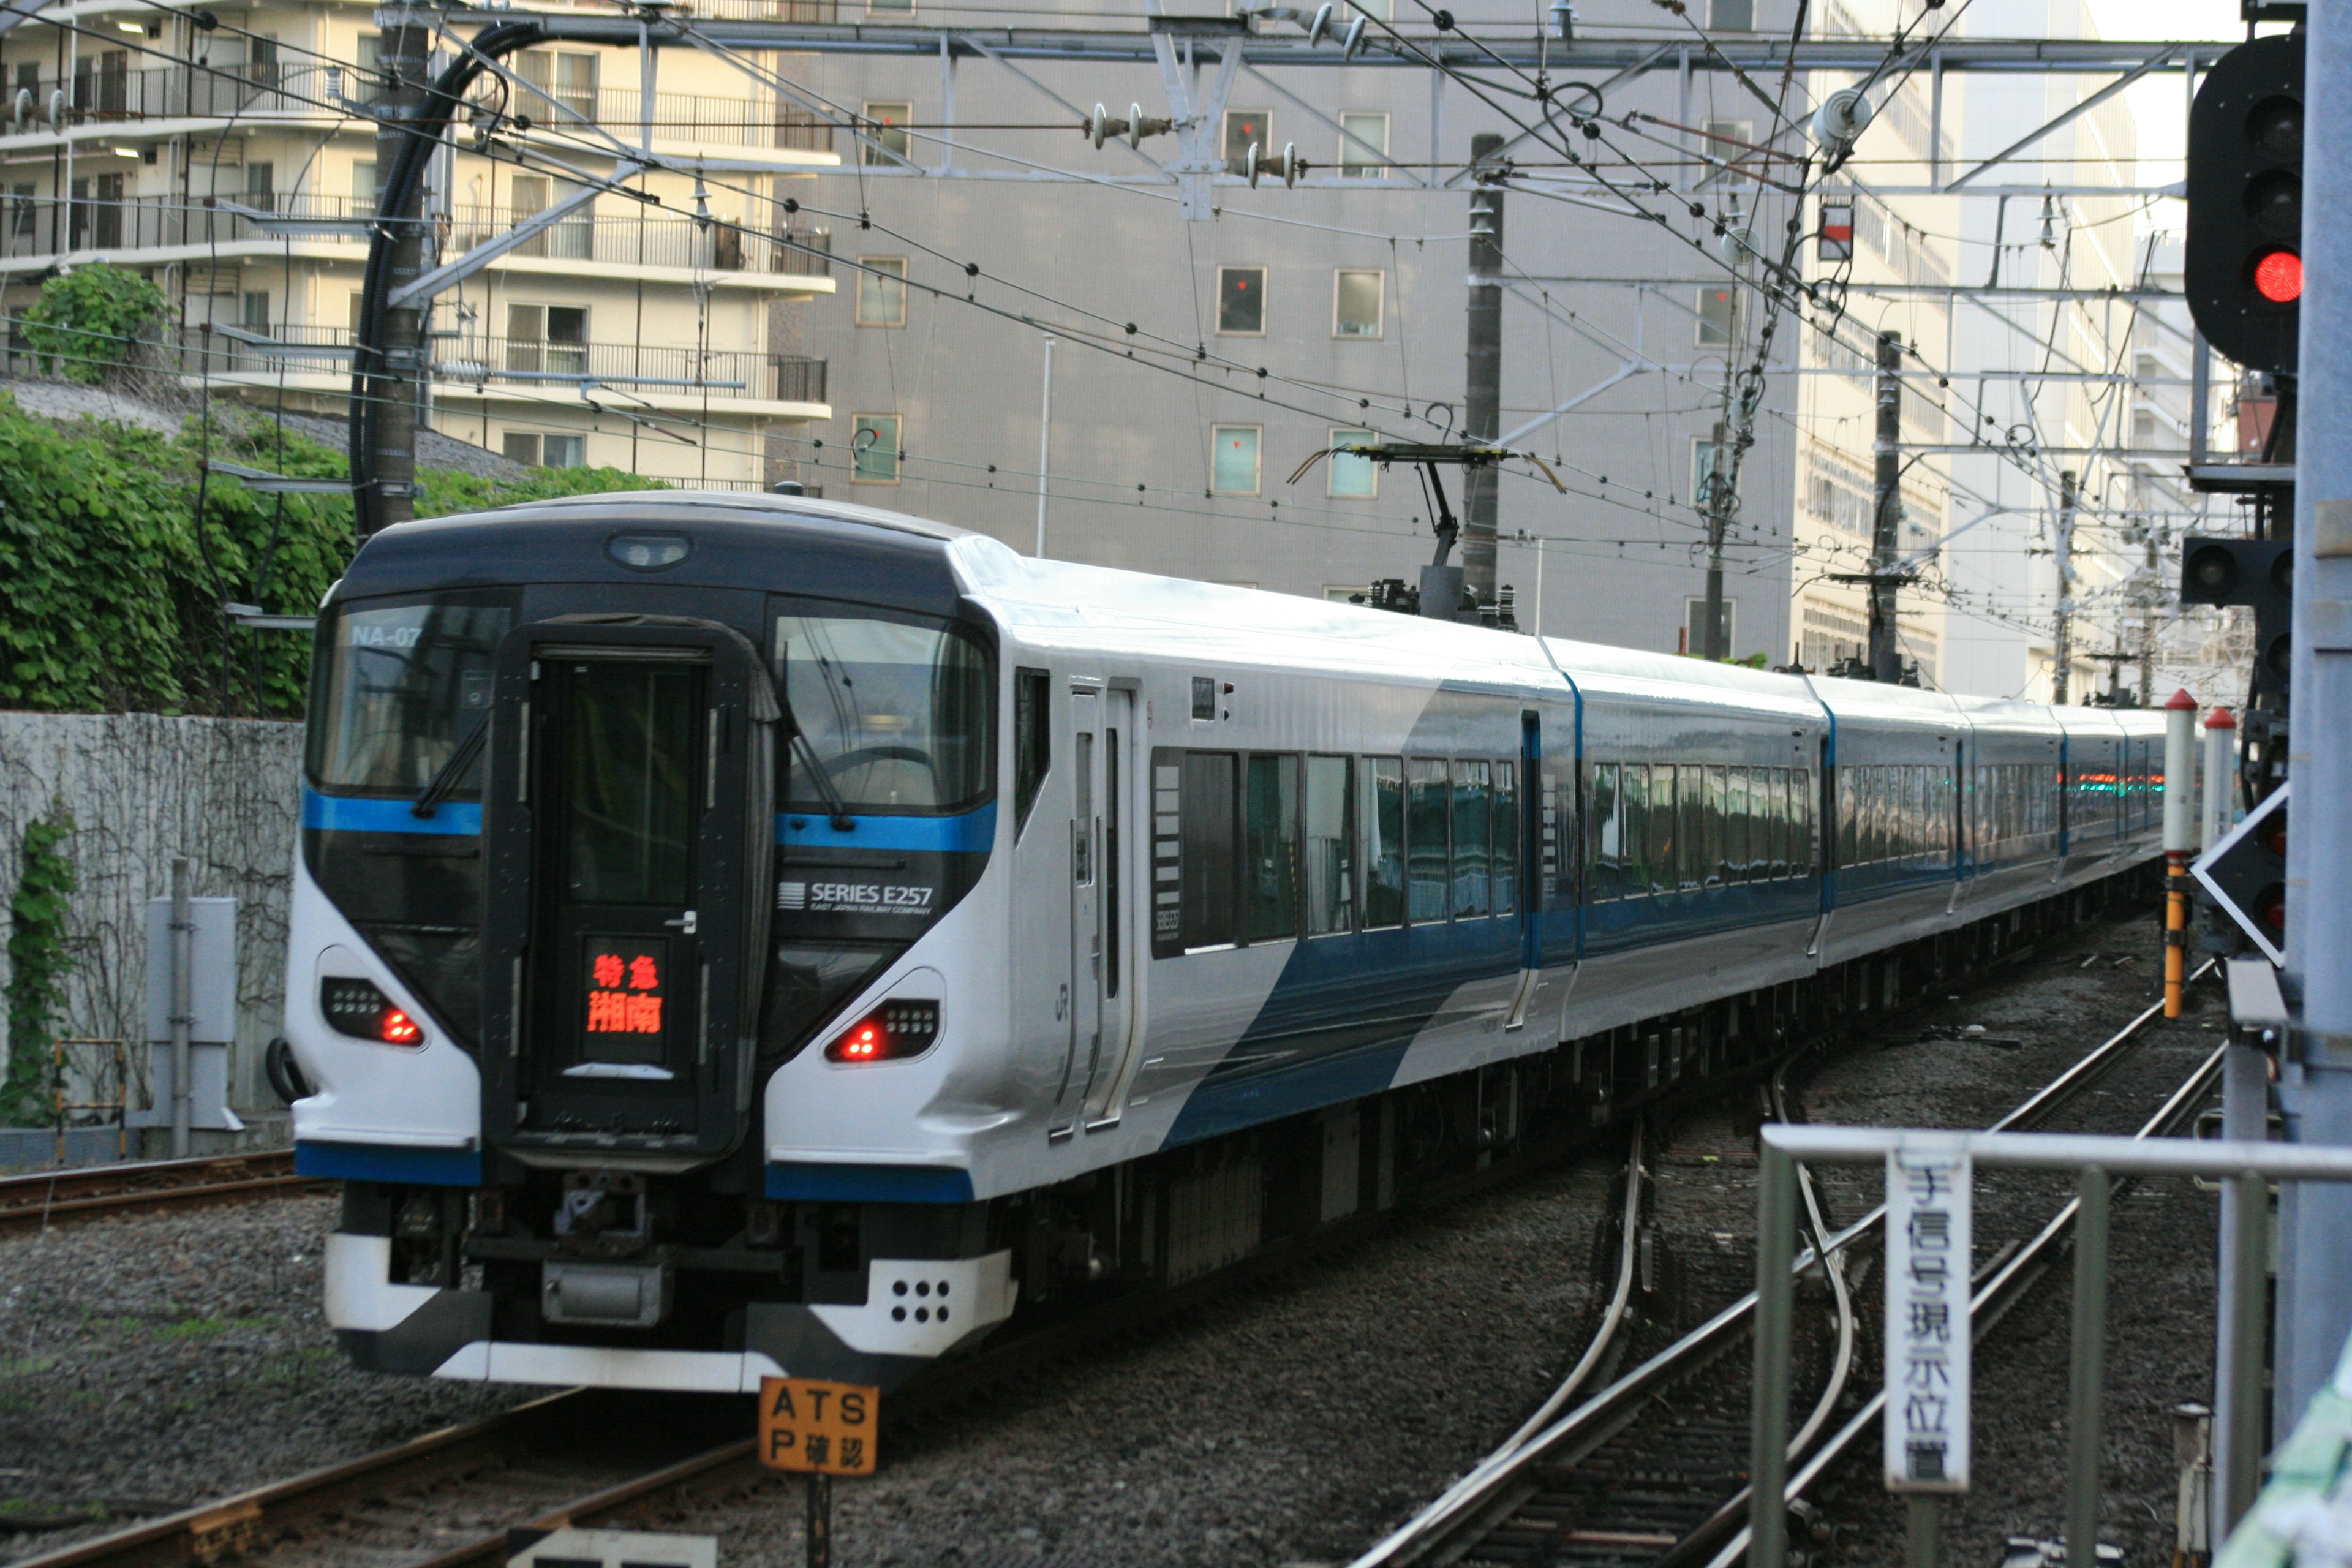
[0,712,303,1148]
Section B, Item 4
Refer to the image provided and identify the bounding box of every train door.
[1080,688,1139,1126]
[481,622,775,1159]
[1054,685,1103,1130]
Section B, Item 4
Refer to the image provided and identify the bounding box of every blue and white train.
[287,491,2166,1393]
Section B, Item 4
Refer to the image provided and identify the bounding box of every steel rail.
[1348,961,2213,1568]
[0,1150,325,1234]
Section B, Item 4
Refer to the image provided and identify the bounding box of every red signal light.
[2253,249,2303,303]
[381,1009,421,1044]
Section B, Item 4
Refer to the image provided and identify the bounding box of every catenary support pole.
[1746,1142,1794,1568]
[2163,689,2197,1018]
[1703,417,1730,660]
[2066,1166,2110,1566]
[1035,334,1054,558]
[2275,0,2352,1448]
[1463,132,1505,614]
[1869,331,1904,682]
[365,7,434,536]
[168,856,191,1159]
[2051,470,2078,703]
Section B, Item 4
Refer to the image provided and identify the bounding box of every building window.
[1697,285,1739,347]
[240,290,270,333]
[1684,596,1736,655]
[1349,0,1392,19]
[1709,0,1754,27]
[1337,112,1389,177]
[503,432,582,467]
[1327,426,1378,498]
[243,162,275,214]
[857,257,908,326]
[351,159,375,208]
[1217,265,1266,336]
[852,413,902,483]
[1211,424,1261,494]
[1333,268,1383,337]
[868,0,914,13]
[518,50,598,122]
[861,102,913,166]
[246,34,279,88]
[1222,108,1272,170]
[508,304,588,377]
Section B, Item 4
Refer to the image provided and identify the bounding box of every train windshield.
[307,593,516,795]
[772,609,991,815]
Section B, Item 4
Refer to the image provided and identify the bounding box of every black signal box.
[2181,535,2293,700]
[2185,35,2304,374]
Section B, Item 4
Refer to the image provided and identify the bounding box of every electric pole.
[363,7,434,536]
[1702,417,1730,659]
[1868,331,1903,682]
[1462,130,1505,617]
[2051,469,2078,703]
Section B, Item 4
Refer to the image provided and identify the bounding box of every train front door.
[481,622,775,1159]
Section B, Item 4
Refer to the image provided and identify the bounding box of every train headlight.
[320,976,424,1044]
[825,1000,940,1063]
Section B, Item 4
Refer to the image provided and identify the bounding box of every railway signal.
[2184,34,2304,374]
[2192,783,2288,965]
[2180,535,2293,701]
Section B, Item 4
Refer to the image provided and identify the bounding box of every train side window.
[1792,767,1813,873]
[1406,758,1450,921]
[1755,767,1778,878]
[1245,753,1301,941]
[1364,757,1406,928]
[1304,754,1353,935]
[1013,667,1050,836]
[1775,767,1796,877]
[1623,763,1654,895]
[1676,765,1703,891]
[1492,760,1518,915]
[1723,766,1749,883]
[1587,763,1621,903]
[1702,766,1727,888]
[1647,764,1677,895]
[1451,759,1491,918]
[1180,751,1240,951]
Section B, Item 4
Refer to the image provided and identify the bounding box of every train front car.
[290,493,1014,1393]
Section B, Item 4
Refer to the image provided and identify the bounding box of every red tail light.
[825,1001,941,1063]
[320,977,424,1044]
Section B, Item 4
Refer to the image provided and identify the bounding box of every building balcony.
[156,323,831,420]
[0,193,835,294]
[0,59,841,167]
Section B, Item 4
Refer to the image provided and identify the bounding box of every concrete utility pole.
[1868,331,1903,682]
[1701,417,1730,660]
[167,857,191,1160]
[1035,335,1054,557]
[2274,0,2352,1455]
[1462,131,1506,614]
[364,8,434,536]
[2051,470,2079,703]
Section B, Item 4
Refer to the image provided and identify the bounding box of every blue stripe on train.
[302,788,996,852]
[297,1139,482,1186]
[765,1161,977,1204]
[302,790,483,835]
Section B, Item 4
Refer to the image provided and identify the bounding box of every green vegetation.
[2,810,75,1127]
[0,393,663,718]
[12,265,169,385]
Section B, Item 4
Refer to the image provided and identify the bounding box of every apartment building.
[0,2,840,484]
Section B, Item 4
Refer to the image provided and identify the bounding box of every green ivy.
[14,265,168,386]
[0,393,668,718]
[3,810,76,1128]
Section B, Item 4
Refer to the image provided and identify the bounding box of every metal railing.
[1746,1124,2352,1568]
[0,192,831,281]
[6,60,343,127]
[478,84,837,153]
[164,322,827,405]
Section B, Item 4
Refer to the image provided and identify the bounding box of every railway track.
[1351,963,2222,1568]
[0,1151,326,1234]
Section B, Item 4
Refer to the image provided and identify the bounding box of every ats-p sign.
[759,1377,879,1477]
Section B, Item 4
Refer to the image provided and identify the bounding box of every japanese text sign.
[759,1377,879,1477]
[1883,1143,1972,1493]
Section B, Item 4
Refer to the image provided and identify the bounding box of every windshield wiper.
[412,717,488,819]
[789,730,857,833]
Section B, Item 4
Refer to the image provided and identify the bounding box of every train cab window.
[1450,760,1491,918]
[1492,761,1518,915]
[307,592,517,796]
[1179,752,1240,950]
[1587,763,1621,903]
[1364,757,1406,927]
[1406,758,1449,921]
[1245,753,1302,941]
[1304,755,1354,935]
[772,611,992,814]
[1013,667,1050,835]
